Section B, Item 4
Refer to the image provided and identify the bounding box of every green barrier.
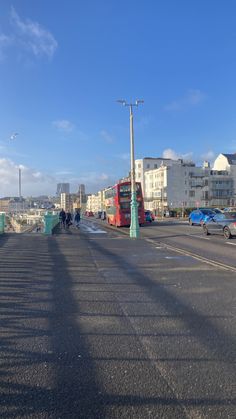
[44,212,59,235]
[0,213,5,234]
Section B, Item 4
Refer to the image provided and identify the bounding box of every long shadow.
[0,233,235,418]
[88,238,236,361]
[46,236,106,418]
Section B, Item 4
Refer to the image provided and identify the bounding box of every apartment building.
[144,161,209,212]
[86,194,100,213]
[144,156,234,212]
[135,157,181,198]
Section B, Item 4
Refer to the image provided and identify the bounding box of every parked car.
[223,207,236,212]
[202,212,236,239]
[188,208,216,225]
[145,210,153,223]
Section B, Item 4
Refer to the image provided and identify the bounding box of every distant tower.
[57,183,70,196]
[78,184,85,205]
[19,167,22,199]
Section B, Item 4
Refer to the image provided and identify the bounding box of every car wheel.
[223,226,232,239]
[203,225,210,235]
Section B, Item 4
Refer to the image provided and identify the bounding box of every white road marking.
[226,242,236,246]
[165,256,182,259]
[188,234,210,240]
[81,224,107,234]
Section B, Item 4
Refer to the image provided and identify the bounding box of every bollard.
[44,212,59,235]
[0,213,5,234]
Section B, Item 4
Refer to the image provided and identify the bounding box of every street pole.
[80,187,82,211]
[117,99,144,238]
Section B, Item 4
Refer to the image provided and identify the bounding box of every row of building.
[86,153,236,214]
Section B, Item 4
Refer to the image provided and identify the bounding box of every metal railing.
[44,212,59,235]
[0,213,5,234]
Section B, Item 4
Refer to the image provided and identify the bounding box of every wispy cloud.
[0,7,58,60]
[164,89,206,112]
[162,148,193,161]
[200,150,216,162]
[67,172,116,193]
[100,130,115,144]
[0,158,55,196]
[55,170,74,176]
[52,119,75,133]
[10,7,58,59]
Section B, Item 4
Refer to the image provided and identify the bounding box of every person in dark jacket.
[59,209,66,228]
[65,211,72,229]
[74,210,81,228]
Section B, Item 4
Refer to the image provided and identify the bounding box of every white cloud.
[100,130,115,144]
[164,89,206,112]
[200,150,216,162]
[9,7,57,59]
[162,148,180,160]
[52,119,75,133]
[0,158,55,197]
[162,148,193,161]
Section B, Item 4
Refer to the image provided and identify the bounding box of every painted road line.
[226,242,236,246]
[187,234,210,240]
[146,238,236,272]
[81,224,107,234]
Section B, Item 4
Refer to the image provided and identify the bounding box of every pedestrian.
[59,209,66,228]
[66,211,72,229]
[74,210,81,228]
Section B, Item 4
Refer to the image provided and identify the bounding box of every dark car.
[188,208,216,226]
[202,212,236,239]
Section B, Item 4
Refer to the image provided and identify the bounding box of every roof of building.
[222,153,236,164]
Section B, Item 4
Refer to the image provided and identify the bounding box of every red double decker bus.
[104,181,145,227]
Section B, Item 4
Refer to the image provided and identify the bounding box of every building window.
[189,191,195,197]
[154,164,157,169]
[146,164,150,169]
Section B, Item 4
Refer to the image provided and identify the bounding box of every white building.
[143,155,235,212]
[144,161,209,213]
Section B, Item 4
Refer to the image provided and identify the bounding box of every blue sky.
[1,0,236,196]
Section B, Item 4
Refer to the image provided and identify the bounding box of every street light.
[117,99,144,238]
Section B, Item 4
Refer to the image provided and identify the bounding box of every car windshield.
[201,209,214,215]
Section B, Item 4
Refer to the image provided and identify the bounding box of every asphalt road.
[91,217,236,270]
[0,225,235,418]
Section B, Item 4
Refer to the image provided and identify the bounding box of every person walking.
[59,209,66,229]
[65,211,72,229]
[74,210,81,228]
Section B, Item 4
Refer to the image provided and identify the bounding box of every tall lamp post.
[117,99,144,238]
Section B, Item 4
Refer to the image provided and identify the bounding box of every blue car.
[189,208,216,226]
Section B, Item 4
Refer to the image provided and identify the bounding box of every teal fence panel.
[0,213,5,234]
[44,212,59,235]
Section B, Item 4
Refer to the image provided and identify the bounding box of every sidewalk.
[0,229,235,418]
